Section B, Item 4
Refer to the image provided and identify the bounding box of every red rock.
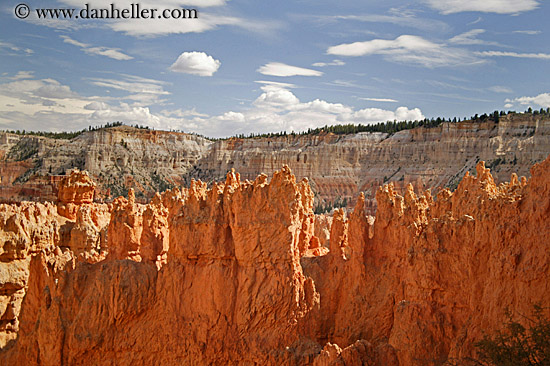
[56,170,96,220]
[1,157,550,365]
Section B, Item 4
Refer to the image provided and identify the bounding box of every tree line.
[2,108,549,141]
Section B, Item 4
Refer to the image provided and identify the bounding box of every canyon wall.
[0,126,212,202]
[1,114,549,212]
[1,156,549,365]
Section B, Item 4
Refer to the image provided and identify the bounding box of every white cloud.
[23,17,83,31]
[9,71,34,80]
[169,52,221,76]
[86,48,133,61]
[327,35,481,68]
[0,41,33,56]
[360,97,398,103]
[488,86,513,93]
[88,74,171,106]
[312,60,345,67]
[0,78,95,130]
[448,29,502,46]
[257,62,323,77]
[468,17,483,25]
[200,85,424,136]
[254,81,297,90]
[513,30,541,35]
[84,102,108,110]
[476,51,550,60]
[349,106,423,122]
[61,36,87,48]
[506,93,550,108]
[22,1,280,37]
[0,75,425,138]
[449,29,482,44]
[328,80,366,89]
[0,76,168,131]
[89,75,169,94]
[160,108,208,118]
[253,88,300,108]
[425,0,539,14]
[61,36,133,60]
[108,13,280,37]
[315,14,450,33]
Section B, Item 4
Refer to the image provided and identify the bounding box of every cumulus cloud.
[9,71,34,80]
[506,93,550,108]
[0,74,425,138]
[0,78,78,105]
[160,108,208,118]
[424,0,539,14]
[0,76,170,131]
[35,83,78,99]
[84,101,109,110]
[61,36,133,60]
[327,35,481,68]
[202,85,424,136]
[169,52,221,76]
[257,62,323,77]
[253,88,300,108]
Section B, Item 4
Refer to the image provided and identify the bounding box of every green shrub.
[474,305,550,366]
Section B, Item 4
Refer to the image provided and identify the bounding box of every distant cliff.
[1,113,549,212]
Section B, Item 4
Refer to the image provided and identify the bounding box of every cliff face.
[302,157,550,364]
[0,126,212,201]
[1,156,549,365]
[175,113,550,211]
[1,114,549,211]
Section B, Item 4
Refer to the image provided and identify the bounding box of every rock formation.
[0,170,110,347]
[0,156,549,365]
[56,169,96,220]
[1,113,550,213]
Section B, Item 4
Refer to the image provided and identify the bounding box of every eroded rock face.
[0,158,549,365]
[56,169,96,220]
[0,170,110,347]
[0,166,322,365]
[302,157,550,365]
[2,115,550,211]
[0,202,62,347]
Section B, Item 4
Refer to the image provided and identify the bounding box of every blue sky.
[1,0,549,137]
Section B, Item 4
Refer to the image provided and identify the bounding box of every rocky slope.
[1,113,549,212]
[0,126,211,201]
[0,156,549,365]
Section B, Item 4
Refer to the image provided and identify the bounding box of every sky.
[1,0,549,138]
